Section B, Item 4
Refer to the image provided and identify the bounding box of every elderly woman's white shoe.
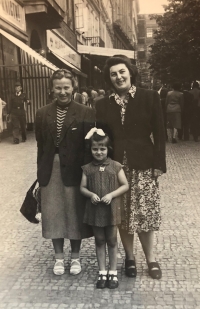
[53,259,65,275]
[70,258,81,275]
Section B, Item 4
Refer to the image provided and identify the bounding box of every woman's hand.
[91,194,100,205]
[101,194,113,205]
[153,169,163,178]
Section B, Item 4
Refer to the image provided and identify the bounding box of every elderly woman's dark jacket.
[35,100,95,186]
[96,87,166,172]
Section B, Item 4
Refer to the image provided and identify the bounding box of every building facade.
[0,0,139,130]
[76,0,139,88]
[137,13,160,89]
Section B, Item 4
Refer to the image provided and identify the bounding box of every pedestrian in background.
[96,55,166,280]
[80,129,129,289]
[35,69,95,276]
[80,87,89,106]
[8,82,30,144]
[166,82,184,143]
[181,82,194,141]
[93,89,105,110]
[190,81,200,142]
[0,98,6,142]
[159,84,168,141]
[72,85,83,104]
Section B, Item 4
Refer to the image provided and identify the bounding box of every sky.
[139,0,169,14]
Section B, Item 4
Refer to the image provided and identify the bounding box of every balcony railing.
[85,36,105,47]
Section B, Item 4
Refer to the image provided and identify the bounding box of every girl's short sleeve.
[81,164,89,176]
[112,160,123,174]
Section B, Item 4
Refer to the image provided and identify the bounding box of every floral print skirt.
[120,153,161,234]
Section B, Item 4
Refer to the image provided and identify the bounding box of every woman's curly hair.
[103,55,138,88]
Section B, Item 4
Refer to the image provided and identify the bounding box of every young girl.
[80,128,129,289]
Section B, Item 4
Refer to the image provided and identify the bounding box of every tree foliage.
[148,0,200,83]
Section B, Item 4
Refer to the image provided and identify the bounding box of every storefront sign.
[47,30,81,69]
[0,0,26,32]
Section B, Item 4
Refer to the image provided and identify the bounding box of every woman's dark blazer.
[96,87,166,173]
[35,100,95,186]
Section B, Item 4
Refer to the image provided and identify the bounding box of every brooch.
[99,166,105,172]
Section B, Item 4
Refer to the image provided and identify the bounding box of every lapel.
[46,101,77,146]
[106,88,141,127]
[58,100,77,144]
[106,96,122,127]
[126,87,140,113]
[124,87,141,126]
[47,102,57,146]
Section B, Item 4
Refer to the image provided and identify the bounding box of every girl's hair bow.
[85,127,105,139]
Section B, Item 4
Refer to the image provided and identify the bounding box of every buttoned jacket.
[96,87,166,172]
[35,100,95,186]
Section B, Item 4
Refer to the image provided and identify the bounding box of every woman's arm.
[80,172,100,205]
[101,169,129,205]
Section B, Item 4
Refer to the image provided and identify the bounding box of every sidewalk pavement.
[0,132,200,309]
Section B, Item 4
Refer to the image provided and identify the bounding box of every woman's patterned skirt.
[120,153,161,234]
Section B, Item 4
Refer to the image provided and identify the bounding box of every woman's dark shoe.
[107,274,119,289]
[125,259,137,277]
[148,262,162,279]
[96,274,107,289]
[13,138,19,144]
[172,138,177,144]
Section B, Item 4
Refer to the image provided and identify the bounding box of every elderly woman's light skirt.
[120,154,161,234]
[41,154,92,239]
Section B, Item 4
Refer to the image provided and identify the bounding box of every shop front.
[78,44,136,90]
[0,0,60,130]
[0,29,58,127]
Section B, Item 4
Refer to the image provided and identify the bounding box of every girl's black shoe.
[148,262,162,279]
[107,274,119,289]
[125,259,137,277]
[96,274,107,289]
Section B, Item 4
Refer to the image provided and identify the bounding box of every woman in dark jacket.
[35,69,94,276]
[96,55,166,280]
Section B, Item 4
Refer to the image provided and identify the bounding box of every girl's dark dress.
[82,158,123,227]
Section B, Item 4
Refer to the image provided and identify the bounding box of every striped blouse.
[56,105,68,147]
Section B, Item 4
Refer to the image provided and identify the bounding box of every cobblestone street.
[0,132,200,309]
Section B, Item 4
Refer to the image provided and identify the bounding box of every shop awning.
[0,29,58,71]
[78,45,135,60]
[48,48,87,78]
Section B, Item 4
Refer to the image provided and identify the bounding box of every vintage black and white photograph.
[0,0,200,308]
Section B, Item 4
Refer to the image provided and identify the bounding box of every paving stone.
[0,133,200,308]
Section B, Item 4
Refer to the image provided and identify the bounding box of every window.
[146,28,153,38]
[75,3,84,29]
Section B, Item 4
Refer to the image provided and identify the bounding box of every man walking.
[8,81,30,144]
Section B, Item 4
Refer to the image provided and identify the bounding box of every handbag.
[20,180,40,224]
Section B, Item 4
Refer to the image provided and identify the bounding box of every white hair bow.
[85,127,105,139]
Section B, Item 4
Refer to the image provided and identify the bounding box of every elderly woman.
[96,55,166,279]
[35,69,94,276]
